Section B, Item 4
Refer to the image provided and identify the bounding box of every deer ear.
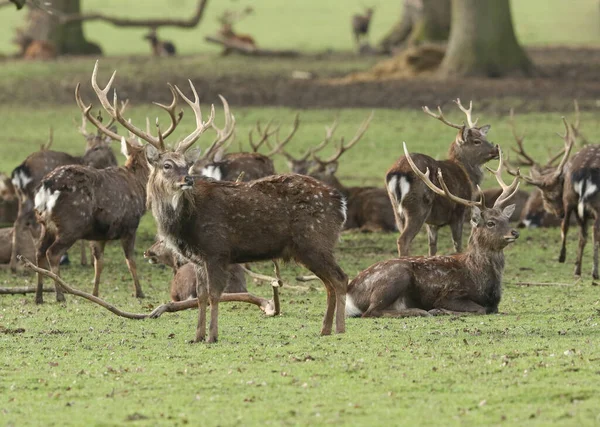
[145,144,160,165]
[470,206,482,227]
[459,126,469,145]
[184,147,202,165]
[478,124,491,136]
[502,204,516,219]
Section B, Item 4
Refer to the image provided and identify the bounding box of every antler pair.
[402,142,520,210]
[422,98,479,130]
[249,114,300,157]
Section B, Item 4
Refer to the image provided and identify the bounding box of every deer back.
[191,152,275,182]
[563,145,600,219]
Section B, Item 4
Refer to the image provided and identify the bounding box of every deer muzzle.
[490,144,500,160]
[504,229,519,243]
[178,175,194,190]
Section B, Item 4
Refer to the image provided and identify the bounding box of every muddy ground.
[4,46,600,112]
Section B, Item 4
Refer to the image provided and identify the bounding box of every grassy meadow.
[1,1,600,425]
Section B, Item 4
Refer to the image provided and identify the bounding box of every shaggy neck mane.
[448,142,484,186]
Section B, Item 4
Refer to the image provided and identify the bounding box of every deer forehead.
[159,154,189,168]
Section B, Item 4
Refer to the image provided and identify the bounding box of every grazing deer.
[190,114,299,182]
[144,29,176,57]
[352,7,374,47]
[386,99,499,256]
[346,142,520,318]
[10,112,121,271]
[128,79,347,343]
[33,67,184,304]
[507,118,600,278]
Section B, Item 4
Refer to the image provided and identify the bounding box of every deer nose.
[183,175,194,186]
[511,230,519,239]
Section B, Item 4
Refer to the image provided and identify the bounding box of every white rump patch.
[340,196,347,225]
[574,179,598,219]
[387,176,398,201]
[34,187,61,215]
[13,170,32,190]
[345,294,362,318]
[201,165,222,181]
[387,175,410,215]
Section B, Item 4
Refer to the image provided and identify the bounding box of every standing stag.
[136,79,347,343]
[33,63,187,303]
[346,142,520,317]
[10,110,122,271]
[386,99,499,256]
[506,118,600,278]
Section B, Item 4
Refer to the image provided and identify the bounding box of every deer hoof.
[135,291,146,299]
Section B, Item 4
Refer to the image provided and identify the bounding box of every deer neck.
[463,233,505,306]
[448,144,484,187]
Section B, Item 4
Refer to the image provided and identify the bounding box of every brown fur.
[146,146,348,343]
[386,125,499,256]
[481,188,529,222]
[0,173,18,224]
[23,40,56,60]
[0,209,39,267]
[352,8,374,45]
[517,187,563,228]
[191,152,275,182]
[143,31,176,57]
[34,141,149,303]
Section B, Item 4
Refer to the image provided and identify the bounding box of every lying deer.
[386,99,499,256]
[507,118,600,278]
[10,109,122,271]
[33,67,187,303]
[346,142,520,317]
[143,240,275,315]
[0,203,38,267]
[481,187,529,223]
[144,29,176,57]
[124,77,347,343]
[0,173,18,224]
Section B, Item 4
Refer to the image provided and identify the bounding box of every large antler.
[263,113,300,157]
[276,115,335,163]
[173,80,216,153]
[313,111,374,166]
[423,98,478,130]
[199,95,235,160]
[402,142,485,209]
[485,149,522,208]
[75,83,126,142]
[454,98,478,128]
[248,119,276,152]
[90,61,184,151]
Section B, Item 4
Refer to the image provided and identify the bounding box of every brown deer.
[0,202,38,267]
[33,66,187,303]
[386,99,499,256]
[0,173,18,224]
[144,29,176,57]
[143,240,276,315]
[129,80,348,343]
[190,114,298,182]
[346,142,520,318]
[10,110,122,271]
[506,118,600,278]
[352,7,374,47]
[517,188,563,228]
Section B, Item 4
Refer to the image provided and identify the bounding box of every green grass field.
[1,2,600,425]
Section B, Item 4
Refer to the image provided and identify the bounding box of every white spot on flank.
[201,165,222,181]
[345,294,362,317]
[34,187,61,215]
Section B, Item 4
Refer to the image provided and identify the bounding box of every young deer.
[386,99,499,256]
[346,142,520,318]
[190,114,299,182]
[33,65,184,303]
[506,118,600,278]
[134,80,348,343]
[144,29,176,57]
[10,110,121,271]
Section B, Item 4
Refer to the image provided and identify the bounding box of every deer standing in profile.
[10,110,122,271]
[346,142,520,318]
[386,99,499,256]
[125,78,348,343]
[144,29,176,57]
[351,7,374,47]
[506,118,600,278]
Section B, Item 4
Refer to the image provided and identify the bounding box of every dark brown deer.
[0,172,18,224]
[33,64,186,303]
[10,109,122,271]
[190,114,298,182]
[352,7,374,47]
[134,80,348,343]
[143,240,275,315]
[144,29,176,57]
[0,202,38,267]
[386,99,499,256]
[506,119,600,278]
[346,142,520,318]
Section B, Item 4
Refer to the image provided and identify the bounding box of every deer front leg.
[574,218,588,277]
[559,208,573,263]
[120,234,145,298]
[426,225,439,256]
[450,218,464,254]
[193,263,208,343]
[35,229,54,304]
[90,241,106,297]
[592,217,600,280]
[46,237,73,303]
[203,260,229,343]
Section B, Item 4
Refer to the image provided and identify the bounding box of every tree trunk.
[438,0,533,77]
[379,0,450,53]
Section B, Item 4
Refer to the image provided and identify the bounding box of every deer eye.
[486,221,495,228]
[473,139,481,145]
[163,162,172,170]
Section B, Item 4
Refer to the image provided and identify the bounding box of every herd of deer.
[1,61,595,343]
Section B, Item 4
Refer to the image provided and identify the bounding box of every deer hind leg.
[574,217,588,277]
[592,217,600,280]
[90,241,106,297]
[193,263,208,343]
[203,260,229,343]
[559,208,573,263]
[35,227,54,304]
[46,236,75,303]
[120,234,145,298]
[80,240,88,266]
[397,210,427,257]
[450,218,464,254]
[426,225,439,256]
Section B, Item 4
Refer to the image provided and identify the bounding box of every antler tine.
[454,98,478,128]
[264,113,300,157]
[313,111,372,165]
[248,118,276,152]
[403,142,484,209]
[152,83,184,140]
[74,82,123,142]
[485,147,521,208]
[91,61,165,150]
[104,99,129,130]
[508,108,537,167]
[174,80,216,154]
[552,117,575,181]
[200,94,233,160]
[422,105,463,130]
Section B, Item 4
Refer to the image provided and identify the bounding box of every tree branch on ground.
[205,36,299,57]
